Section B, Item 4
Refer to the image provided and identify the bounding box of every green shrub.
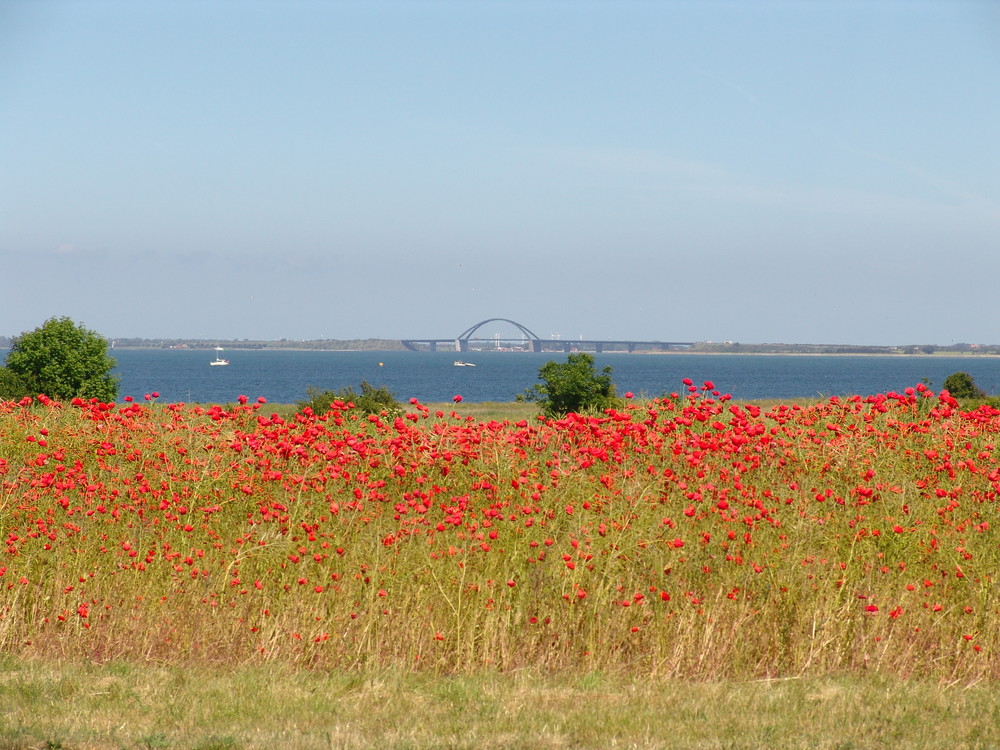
[942,371,986,399]
[0,367,31,401]
[297,380,402,417]
[517,352,619,417]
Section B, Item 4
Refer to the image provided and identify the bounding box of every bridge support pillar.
[595,342,604,354]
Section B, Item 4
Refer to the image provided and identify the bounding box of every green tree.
[0,367,31,401]
[941,371,986,399]
[518,352,618,417]
[3,317,118,402]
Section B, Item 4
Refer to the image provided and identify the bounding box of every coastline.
[112,346,1000,359]
[643,350,1000,358]
[6,337,999,358]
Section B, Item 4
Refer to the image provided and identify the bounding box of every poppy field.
[2,381,1000,681]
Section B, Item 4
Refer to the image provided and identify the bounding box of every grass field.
[4,660,1000,749]
[3,385,1000,747]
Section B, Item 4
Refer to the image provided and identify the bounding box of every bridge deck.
[401,339,694,353]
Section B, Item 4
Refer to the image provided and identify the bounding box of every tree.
[518,352,618,417]
[0,367,31,401]
[3,317,118,402]
[941,371,986,400]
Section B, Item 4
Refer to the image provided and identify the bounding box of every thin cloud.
[555,141,1000,223]
[840,144,1000,213]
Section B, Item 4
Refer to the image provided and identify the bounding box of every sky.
[2,0,999,345]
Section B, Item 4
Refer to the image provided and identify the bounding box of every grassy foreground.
[4,659,1000,749]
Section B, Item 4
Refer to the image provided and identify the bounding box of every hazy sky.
[2,0,998,345]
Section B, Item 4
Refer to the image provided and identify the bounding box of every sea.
[99,349,1000,405]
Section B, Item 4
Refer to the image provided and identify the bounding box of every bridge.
[401,318,695,354]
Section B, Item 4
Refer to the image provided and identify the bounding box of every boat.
[210,347,230,366]
[453,360,476,367]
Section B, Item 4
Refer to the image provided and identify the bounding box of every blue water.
[106,349,1000,404]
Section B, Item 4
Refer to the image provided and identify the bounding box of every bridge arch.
[457,318,541,342]
[456,318,543,352]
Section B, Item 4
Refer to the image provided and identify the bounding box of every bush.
[3,317,118,402]
[0,367,32,401]
[941,371,986,399]
[517,352,619,417]
[297,380,402,417]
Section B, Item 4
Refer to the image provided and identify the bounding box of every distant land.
[3,335,999,357]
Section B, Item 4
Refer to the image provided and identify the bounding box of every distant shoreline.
[114,343,1000,358]
[643,350,1000,358]
[103,346,1000,358]
[5,337,999,358]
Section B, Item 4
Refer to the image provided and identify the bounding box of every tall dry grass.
[1,385,998,682]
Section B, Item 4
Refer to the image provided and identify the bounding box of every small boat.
[453,360,476,367]
[210,347,230,366]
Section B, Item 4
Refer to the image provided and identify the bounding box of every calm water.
[106,349,1000,404]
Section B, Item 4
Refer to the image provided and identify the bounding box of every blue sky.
[2,0,998,345]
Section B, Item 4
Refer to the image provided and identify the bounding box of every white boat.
[210,347,230,366]
[453,360,476,367]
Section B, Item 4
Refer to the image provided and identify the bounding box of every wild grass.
[423,400,539,423]
[3,659,1000,749]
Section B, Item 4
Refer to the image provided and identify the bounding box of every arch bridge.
[402,318,693,353]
